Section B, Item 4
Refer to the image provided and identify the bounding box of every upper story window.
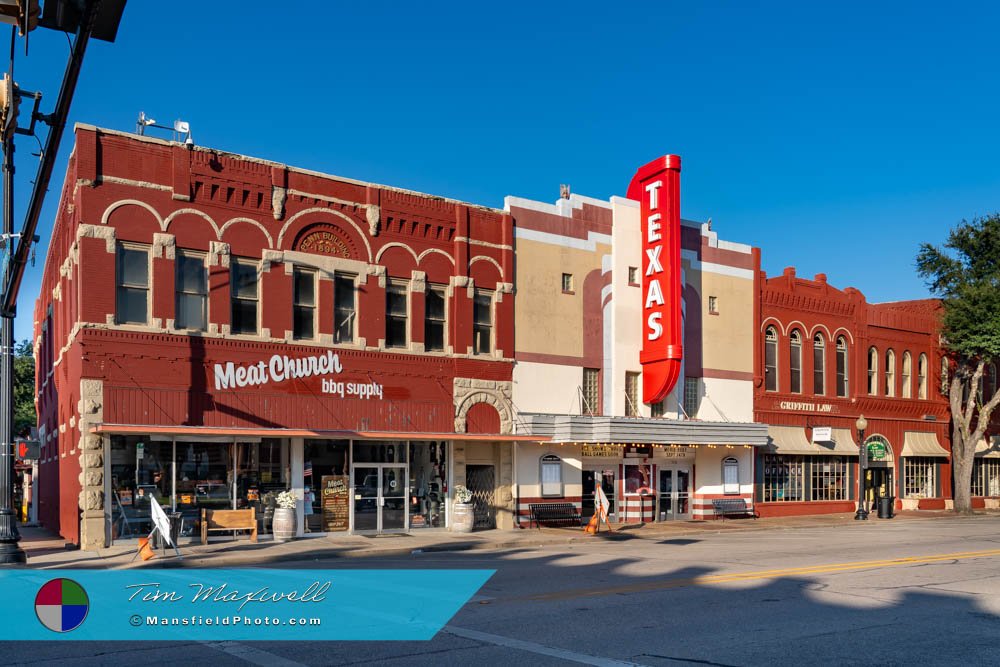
[683,377,699,418]
[293,267,316,340]
[813,333,826,395]
[230,258,258,335]
[385,283,408,348]
[175,250,207,331]
[628,267,639,285]
[918,353,928,399]
[582,368,599,415]
[764,326,778,392]
[885,349,896,397]
[625,372,640,416]
[902,352,912,399]
[333,274,356,344]
[708,296,719,315]
[836,336,848,397]
[941,357,950,395]
[424,286,446,352]
[868,347,879,395]
[988,363,998,400]
[115,243,149,325]
[789,329,803,394]
[561,273,574,293]
[473,290,493,355]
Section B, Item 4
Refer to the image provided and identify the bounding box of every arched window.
[765,326,778,392]
[790,330,803,394]
[941,357,950,395]
[836,336,849,397]
[901,352,912,399]
[868,347,879,395]
[722,457,740,495]
[885,349,896,397]
[918,353,928,399]
[813,333,826,395]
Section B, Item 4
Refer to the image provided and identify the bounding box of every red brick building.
[34,125,526,549]
[753,266,953,517]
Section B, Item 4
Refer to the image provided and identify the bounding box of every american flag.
[304,460,313,477]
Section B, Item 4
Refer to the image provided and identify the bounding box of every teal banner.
[0,569,493,641]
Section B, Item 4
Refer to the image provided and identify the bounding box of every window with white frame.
[115,243,150,325]
[230,258,258,335]
[903,457,937,499]
[625,372,640,416]
[836,336,849,397]
[973,458,1000,497]
[175,250,208,331]
[813,333,826,395]
[473,290,493,354]
[810,457,849,501]
[918,353,928,399]
[582,368,599,415]
[293,267,316,340]
[885,349,896,397]
[424,286,446,352]
[868,347,879,395]
[722,457,739,495]
[902,351,912,399]
[789,329,803,393]
[333,274,356,344]
[385,283,408,348]
[683,377,698,418]
[765,327,778,392]
[540,455,563,497]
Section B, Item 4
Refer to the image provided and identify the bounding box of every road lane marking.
[445,626,648,666]
[202,640,307,667]
[518,548,1000,602]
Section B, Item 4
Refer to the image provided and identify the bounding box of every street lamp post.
[854,414,868,521]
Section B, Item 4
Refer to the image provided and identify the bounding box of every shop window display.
[409,442,447,528]
[303,440,349,532]
[109,436,172,540]
[235,439,290,535]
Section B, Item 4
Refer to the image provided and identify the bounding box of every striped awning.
[901,431,949,458]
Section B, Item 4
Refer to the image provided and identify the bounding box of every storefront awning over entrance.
[821,428,860,455]
[901,431,949,458]
[766,426,858,456]
[975,437,1000,458]
[90,424,549,442]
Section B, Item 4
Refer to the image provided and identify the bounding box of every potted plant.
[452,484,474,533]
[272,490,297,541]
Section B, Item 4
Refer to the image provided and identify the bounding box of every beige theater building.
[507,188,767,524]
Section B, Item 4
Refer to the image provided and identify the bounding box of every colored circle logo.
[35,578,89,633]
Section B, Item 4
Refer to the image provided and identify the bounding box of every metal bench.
[711,498,758,520]
[201,508,258,544]
[529,502,582,529]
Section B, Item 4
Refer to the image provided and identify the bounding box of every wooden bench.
[711,498,758,520]
[529,503,581,529]
[201,508,257,544]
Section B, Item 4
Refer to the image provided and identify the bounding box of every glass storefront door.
[658,467,691,520]
[582,468,616,522]
[352,464,408,533]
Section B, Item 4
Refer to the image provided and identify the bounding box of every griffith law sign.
[628,155,683,405]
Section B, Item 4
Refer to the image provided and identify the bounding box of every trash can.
[152,512,183,549]
[878,497,895,519]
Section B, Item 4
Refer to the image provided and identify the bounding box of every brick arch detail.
[453,378,513,435]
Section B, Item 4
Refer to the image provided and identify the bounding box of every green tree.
[916,214,1000,514]
[13,339,36,437]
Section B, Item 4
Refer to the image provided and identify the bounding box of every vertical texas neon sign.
[627,155,682,405]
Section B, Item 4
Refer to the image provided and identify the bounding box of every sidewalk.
[15,509,1000,570]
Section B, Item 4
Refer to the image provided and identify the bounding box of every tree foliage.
[13,339,35,437]
[916,213,1000,513]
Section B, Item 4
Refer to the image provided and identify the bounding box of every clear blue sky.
[8,1,1000,341]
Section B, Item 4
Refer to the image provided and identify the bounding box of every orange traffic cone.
[584,513,599,534]
[138,537,156,561]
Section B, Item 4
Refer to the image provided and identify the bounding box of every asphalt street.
[5,515,1000,666]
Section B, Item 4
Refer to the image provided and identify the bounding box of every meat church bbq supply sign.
[628,155,684,405]
[213,351,383,399]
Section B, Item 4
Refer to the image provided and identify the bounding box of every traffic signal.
[15,438,39,461]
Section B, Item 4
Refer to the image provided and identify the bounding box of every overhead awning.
[767,426,814,455]
[90,424,550,443]
[975,437,1000,458]
[821,428,860,456]
[901,431,949,458]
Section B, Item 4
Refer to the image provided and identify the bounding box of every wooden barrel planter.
[272,507,296,541]
[452,502,474,533]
